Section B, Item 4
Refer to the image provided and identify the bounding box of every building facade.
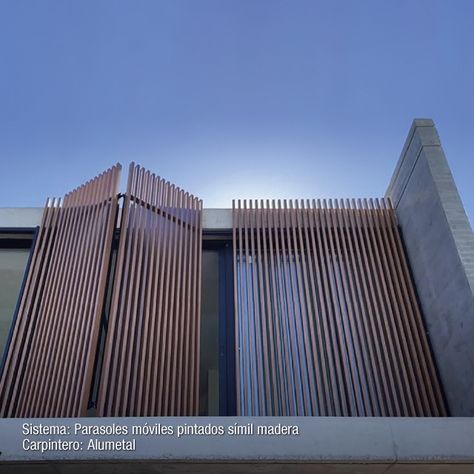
[0,119,473,420]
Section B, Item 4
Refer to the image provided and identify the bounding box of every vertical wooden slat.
[307,200,341,415]
[369,198,421,416]
[137,175,158,415]
[254,201,272,414]
[49,175,105,417]
[266,200,285,415]
[300,200,331,415]
[294,200,324,415]
[278,200,301,415]
[317,200,351,415]
[0,165,120,418]
[266,199,287,415]
[194,195,203,415]
[16,197,72,417]
[357,198,400,416]
[381,198,446,416]
[232,200,241,414]
[288,200,316,414]
[233,198,447,416]
[154,181,173,415]
[1,203,60,417]
[97,164,202,416]
[97,166,133,417]
[362,198,409,416]
[331,199,372,415]
[161,183,178,414]
[324,199,362,415]
[0,201,53,415]
[241,200,253,414]
[248,201,264,415]
[60,170,116,417]
[172,191,187,415]
[142,177,163,415]
[340,199,382,416]
[128,171,152,415]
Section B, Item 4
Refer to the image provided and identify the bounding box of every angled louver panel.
[98,163,202,416]
[233,198,446,417]
[0,165,121,417]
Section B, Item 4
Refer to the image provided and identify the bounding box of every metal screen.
[233,198,446,416]
[97,163,202,416]
[0,165,121,417]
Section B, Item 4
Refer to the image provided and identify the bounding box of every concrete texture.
[0,208,233,230]
[2,463,474,474]
[0,208,43,228]
[386,119,474,416]
[201,208,232,229]
[0,417,473,471]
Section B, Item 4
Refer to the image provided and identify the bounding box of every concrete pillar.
[386,119,474,416]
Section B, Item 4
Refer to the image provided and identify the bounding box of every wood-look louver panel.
[0,165,121,417]
[233,198,447,417]
[98,163,202,416]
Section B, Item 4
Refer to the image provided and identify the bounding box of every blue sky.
[0,0,473,222]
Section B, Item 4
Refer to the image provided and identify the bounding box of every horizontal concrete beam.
[0,208,43,228]
[0,208,233,230]
[201,208,232,230]
[0,417,473,472]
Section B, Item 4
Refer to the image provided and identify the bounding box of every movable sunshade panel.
[98,163,202,416]
[233,198,447,417]
[0,165,121,417]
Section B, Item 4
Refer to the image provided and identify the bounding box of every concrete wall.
[1,416,474,471]
[0,208,43,228]
[386,119,474,416]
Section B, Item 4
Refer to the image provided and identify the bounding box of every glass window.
[200,250,220,415]
[199,240,236,416]
[0,248,30,360]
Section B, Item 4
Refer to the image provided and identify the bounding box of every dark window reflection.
[200,250,220,415]
[0,249,30,359]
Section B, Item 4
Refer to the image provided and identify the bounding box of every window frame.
[0,227,37,378]
[202,231,236,416]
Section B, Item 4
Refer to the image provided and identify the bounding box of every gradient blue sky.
[1,0,473,222]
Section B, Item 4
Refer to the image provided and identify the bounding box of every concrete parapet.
[386,119,474,416]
